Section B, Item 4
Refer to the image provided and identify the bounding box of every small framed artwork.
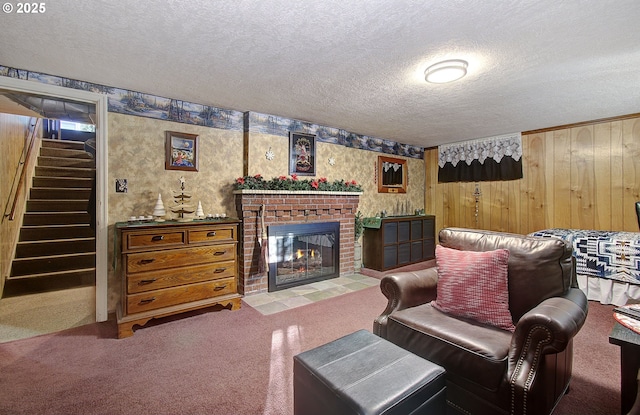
[165,131,199,172]
[289,132,316,176]
[378,156,407,193]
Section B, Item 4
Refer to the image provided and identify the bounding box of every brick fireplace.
[234,190,361,295]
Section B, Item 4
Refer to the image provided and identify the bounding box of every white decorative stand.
[170,177,195,222]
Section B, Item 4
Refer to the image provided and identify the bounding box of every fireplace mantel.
[235,190,361,295]
[233,190,363,196]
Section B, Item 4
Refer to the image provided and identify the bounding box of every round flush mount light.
[424,59,468,83]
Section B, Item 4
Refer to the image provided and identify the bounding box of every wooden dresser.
[116,220,241,338]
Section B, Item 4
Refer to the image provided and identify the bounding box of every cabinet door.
[411,220,422,240]
[423,218,435,238]
[383,222,397,244]
[383,245,397,269]
[411,241,423,262]
[423,217,435,259]
[398,221,410,242]
[423,238,435,259]
[398,243,411,265]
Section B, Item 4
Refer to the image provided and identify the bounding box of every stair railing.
[4,117,42,221]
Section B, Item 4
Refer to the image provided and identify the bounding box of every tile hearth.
[242,273,379,315]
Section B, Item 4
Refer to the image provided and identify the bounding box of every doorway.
[0,76,108,331]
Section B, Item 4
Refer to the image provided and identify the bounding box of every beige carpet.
[0,286,95,343]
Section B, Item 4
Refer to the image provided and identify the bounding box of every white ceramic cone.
[196,201,204,218]
[153,193,166,221]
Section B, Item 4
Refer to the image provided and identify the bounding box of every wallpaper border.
[0,65,423,159]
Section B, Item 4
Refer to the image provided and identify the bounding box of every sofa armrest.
[373,265,438,338]
[508,288,588,414]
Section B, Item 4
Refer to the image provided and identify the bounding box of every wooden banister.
[5,117,41,221]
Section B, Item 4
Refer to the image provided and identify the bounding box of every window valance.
[438,132,523,182]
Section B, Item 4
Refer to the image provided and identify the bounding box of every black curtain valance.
[438,133,523,183]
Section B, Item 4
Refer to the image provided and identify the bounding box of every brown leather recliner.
[374,228,588,415]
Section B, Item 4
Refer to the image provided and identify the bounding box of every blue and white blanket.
[529,228,640,285]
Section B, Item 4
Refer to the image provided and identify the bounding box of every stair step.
[40,147,93,159]
[30,187,92,200]
[7,137,97,298]
[26,199,90,212]
[2,268,95,297]
[38,156,95,169]
[19,224,95,241]
[33,176,93,189]
[41,138,85,150]
[23,212,92,226]
[35,166,95,178]
[10,252,96,277]
[16,238,95,257]
[33,176,94,188]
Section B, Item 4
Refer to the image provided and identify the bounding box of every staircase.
[4,139,96,297]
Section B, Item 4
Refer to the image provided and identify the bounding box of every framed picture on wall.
[165,131,199,172]
[289,132,316,176]
[378,156,407,193]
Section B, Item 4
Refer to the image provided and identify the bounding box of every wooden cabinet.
[116,220,241,338]
[362,215,435,271]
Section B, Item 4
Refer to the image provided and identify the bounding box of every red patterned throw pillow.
[432,245,515,332]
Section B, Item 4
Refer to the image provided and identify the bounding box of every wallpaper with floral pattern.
[107,114,244,308]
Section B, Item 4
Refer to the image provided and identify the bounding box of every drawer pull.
[139,297,156,305]
[151,235,164,241]
[139,258,155,265]
[207,231,217,237]
[214,251,226,256]
[213,284,227,291]
[139,279,157,285]
[214,267,227,273]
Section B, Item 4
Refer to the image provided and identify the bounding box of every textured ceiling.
[2,0,640,148]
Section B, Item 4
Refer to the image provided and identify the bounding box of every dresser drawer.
[127,260,236,294]
[126,243,236,273]
[126,277,237,314]
[126,230,186,250]
[188,226,235,243]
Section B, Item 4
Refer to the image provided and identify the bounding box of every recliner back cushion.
[438,228,572,322]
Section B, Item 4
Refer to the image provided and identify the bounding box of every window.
[60,121,95,132]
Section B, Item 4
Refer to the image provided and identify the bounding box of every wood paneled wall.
[0,113,32,295]
[425,115,640,237]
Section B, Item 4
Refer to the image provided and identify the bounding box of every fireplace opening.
[267,222,340,292]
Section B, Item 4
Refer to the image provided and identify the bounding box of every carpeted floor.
[554,300,621,415]
[0,273,382,343]
[0,285,387,415]
[0,262,426,343]
[0,286,95,343]
[0,284,624,415]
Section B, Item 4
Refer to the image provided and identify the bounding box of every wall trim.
[523,112,640,135]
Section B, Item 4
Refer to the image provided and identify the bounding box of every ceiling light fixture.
[424,59,468,84]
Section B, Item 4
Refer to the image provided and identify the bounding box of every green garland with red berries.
[234,174,362,192]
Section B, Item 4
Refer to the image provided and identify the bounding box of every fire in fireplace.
[267,222,340,291]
